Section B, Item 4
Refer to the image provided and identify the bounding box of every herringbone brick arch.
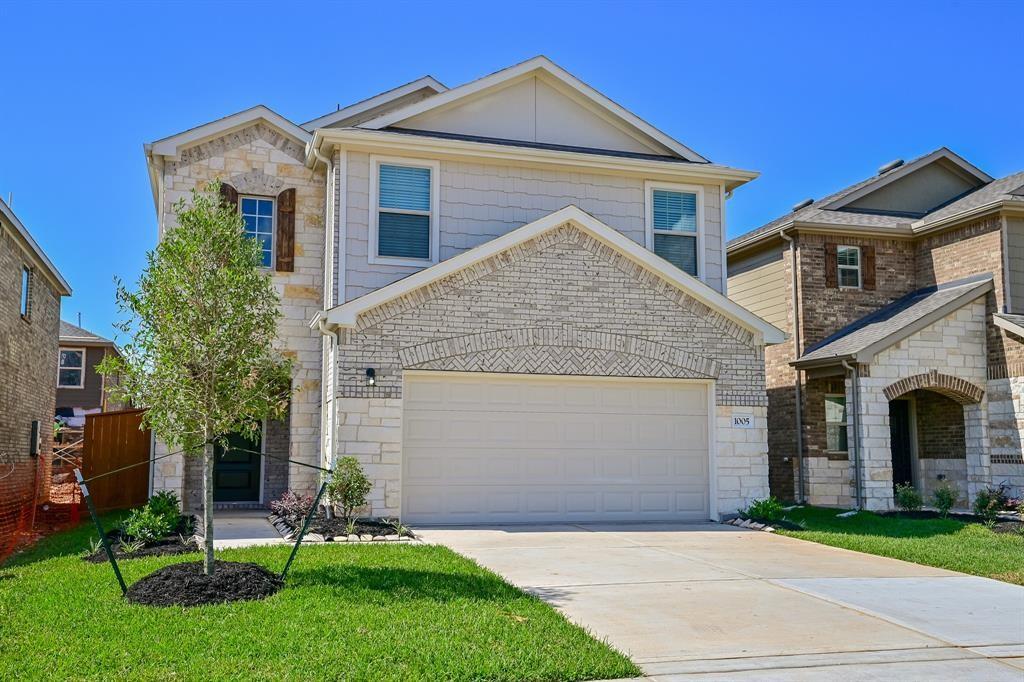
[883,370,984,404]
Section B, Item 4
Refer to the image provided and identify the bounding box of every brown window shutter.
[220,182,239,209]
[861,245,876,290]
[276,188,296,273]
[825,243,838,288]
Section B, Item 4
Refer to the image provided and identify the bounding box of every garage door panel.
[402,373,710,523]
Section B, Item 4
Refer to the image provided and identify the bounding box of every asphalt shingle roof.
[794,275,992,367]
[59,320,113,344]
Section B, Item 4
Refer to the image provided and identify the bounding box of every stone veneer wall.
[331,222,769,518]
[988,376,1024,496]
[150,122,326,506]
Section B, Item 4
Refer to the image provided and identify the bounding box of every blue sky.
[2,0,1021,342]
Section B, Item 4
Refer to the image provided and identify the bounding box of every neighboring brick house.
[0,197,71,553]
[55,320,123,419]
[144,56,784,520]
[728,148,1024,510]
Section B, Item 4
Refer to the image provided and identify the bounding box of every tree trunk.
[203,432,216,575]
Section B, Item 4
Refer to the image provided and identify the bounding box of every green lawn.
[0,520,638,681]
[778,506,1024,585]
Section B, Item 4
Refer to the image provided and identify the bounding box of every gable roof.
[313,205,785,344]
[0,197,71,296]
[354,56,710,163]
[148,105,311,158]
[728,148,996,253]
[60,320,114,345]
[301,76,447,131]
[791,274,992,369]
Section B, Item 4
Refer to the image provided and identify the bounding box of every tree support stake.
[74,469,127,595]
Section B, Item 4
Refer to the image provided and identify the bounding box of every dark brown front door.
[889,400,913,489]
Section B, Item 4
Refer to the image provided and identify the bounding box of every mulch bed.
[879,509,1021,529]
[273,510,415,541]
[743,516,804,531]
[990,520,1024,535]
[125,561,282,607]
[83,516,199,563]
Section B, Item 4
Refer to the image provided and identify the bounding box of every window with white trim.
[837,245,861,289]
[370,157,439,265]
[241,197,274,268]
[58,348,85,388]
[825,395,848,452]
[20,266,31,318]
[645,182,702,277]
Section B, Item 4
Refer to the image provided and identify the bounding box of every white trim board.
[316,204,785,344]
[302,76,447,131]
[149,105,311,158]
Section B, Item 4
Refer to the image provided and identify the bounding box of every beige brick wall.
[330,221,768,518]
[151,122,326,504]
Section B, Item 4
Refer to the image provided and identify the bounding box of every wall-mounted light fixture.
[365,368,376,386]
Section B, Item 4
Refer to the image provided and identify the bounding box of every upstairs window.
[825,395,848,452]
[837,245,862,288]
[646,182,702,277]
[58,348,85,388]
[20,266,31,319]
[241,197,275,268]
[371,157,439,266]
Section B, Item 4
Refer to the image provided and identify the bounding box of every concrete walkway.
[211,510,287,549]
[418,523,1024,681]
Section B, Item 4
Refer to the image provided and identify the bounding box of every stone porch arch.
[883,369,984,405]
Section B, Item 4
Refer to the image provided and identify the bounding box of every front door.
[214,430,262,502]
[889,400,914,489]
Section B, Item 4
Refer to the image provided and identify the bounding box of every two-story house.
[0,197,71,556]
[144,57,784,521]
[728,148,1024,511]
[55,320,123,422]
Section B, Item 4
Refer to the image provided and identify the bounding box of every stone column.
[963,400,991,503]
[849,376,895,511]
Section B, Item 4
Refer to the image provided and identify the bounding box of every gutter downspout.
[311,148,336,484]
[779,228,805,502]
[842,359,864,510]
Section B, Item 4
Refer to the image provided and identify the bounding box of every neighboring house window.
[20,266,31,318]
[645,181,703,277]
[241,197,275,268]
[837,245,861,289]
[58,348,86,388]
[825,395,848,452]
[370,156,440,266]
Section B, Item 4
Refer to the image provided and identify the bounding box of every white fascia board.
[150,105,310,157]
[822,148,993,212]
[301,76,448,131]
[356,56,710,163]
[0,198,72,295]
[994,314,1024,338]
[317,205,784,344]
[307,128,758,188]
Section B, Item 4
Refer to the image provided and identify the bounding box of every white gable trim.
[149,105,311,158]
[302,76,447,131]
[821,148,992,212]
[314,205,784,344]
[356,56,710,164]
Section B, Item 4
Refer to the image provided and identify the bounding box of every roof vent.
[878,158,905,175]
[791,198,814,212]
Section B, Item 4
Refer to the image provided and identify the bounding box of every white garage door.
[402,372,710,524]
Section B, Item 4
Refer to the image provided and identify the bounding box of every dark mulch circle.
[273,510,415,540]
[125,560,283,607]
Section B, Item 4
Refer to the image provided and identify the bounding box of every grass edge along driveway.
[778,506,1024,585]
[0,520,639,681]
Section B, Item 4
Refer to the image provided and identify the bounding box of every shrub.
[742,496,784,522]
[270,490,315,525]
[894,483,923,513]
[974,485,1009,523]
[147,490,181,519]
[326,457,372,523]
[931,484,959,518]
[121,505,177,544]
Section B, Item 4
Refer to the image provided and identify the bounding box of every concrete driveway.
[418,523,1024,681]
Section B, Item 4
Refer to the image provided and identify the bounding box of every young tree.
[100,180,292,575]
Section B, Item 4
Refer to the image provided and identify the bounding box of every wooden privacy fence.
[83,409,151,512]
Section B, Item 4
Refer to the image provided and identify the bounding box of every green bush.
[894,483,923,513]
[974,485,1009,523]
[147,490,180,519]
[743,496,784,521]
[931,483,959,518]
[120,491,182,545]
[326,456,372,523]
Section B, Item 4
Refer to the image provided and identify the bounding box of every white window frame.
[644,180,705,279]
[58,347,86,389]
[368,154,441,267]
[240,195,276,270]
[825,393,848,454]
[837,245,862,290]
[20,266,31,319]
